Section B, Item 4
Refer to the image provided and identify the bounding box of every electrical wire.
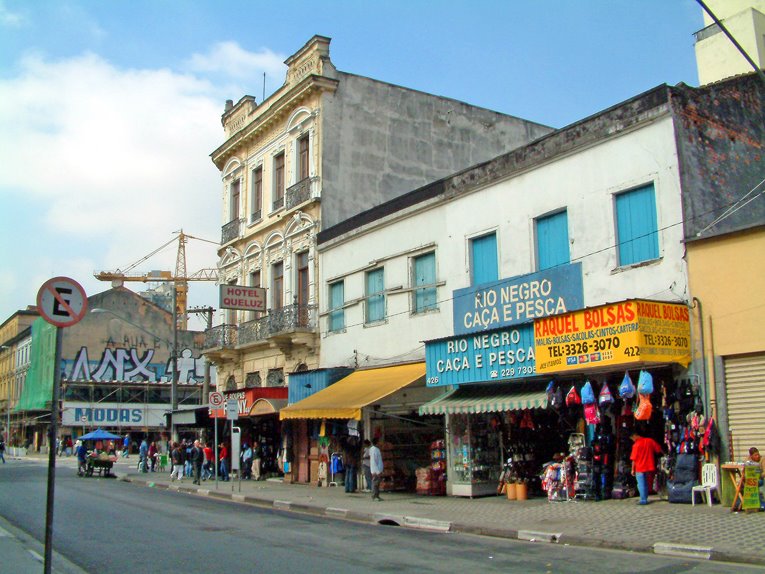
[320,187,764,340]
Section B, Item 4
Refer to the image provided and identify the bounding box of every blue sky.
[0,0,704,329]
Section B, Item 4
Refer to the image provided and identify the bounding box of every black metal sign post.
[43,326,62,574]
[36,276,87,574]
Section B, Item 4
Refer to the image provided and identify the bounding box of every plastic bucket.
[516,482,528,501]
[506,482,517,500]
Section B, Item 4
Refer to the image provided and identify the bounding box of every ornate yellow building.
[204,35,551,399]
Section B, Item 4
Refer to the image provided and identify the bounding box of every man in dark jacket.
[191,440,204,485]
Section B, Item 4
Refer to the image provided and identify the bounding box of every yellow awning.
[280,362,425,421]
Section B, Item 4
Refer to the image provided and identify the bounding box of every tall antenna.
[263,72,266,102]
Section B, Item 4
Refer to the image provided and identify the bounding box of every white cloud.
[0,0,23,27]
[0,52,223,238]
[185,41,287,82]
[0,47,266,324]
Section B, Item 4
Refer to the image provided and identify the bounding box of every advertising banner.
[425,324,535,387]
[534,299,691,374]
[62,402,167,427]
[452,263,583,336]
[742,464,762,511]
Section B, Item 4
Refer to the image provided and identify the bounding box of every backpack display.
[580,381,596,405]
[566,385,581,407]
[584,403,601,425]
[598,382,614,407]
[637,370,654,395]
[619,371,635,399]
[634,394,652,421]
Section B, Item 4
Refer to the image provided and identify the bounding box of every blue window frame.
[615,184,659,266]
[365,268,385,323]
[413,252,437,313]
[328,281,344,332]
[470,233,498,286]
[536,210,570,271]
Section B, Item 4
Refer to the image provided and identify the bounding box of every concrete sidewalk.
[100,459,765,567]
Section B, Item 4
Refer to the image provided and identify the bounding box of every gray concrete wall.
[319,72,552,229]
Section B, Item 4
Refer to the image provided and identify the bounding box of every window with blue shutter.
[328,281,344,332]
[470,233,498,286]
[615,184,659,266]
[365,268,385,323]
[413,252,437,313]
[536,210,570,271]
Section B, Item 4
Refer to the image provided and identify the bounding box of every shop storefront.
[424,299,703,500]
[209,387,288,478]
[281,363,440,492]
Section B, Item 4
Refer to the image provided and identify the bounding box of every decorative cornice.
[211,75,338,170]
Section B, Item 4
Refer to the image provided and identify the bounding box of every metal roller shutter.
[724,354,765,461]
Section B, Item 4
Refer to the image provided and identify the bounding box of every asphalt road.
[0,459,761,574]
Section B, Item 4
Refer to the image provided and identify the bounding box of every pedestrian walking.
[0,438,6,463]
[184,440,193,477]
[122,434,130,458]
[630,431,662,505]
[361,439,372,492]
[148,441,157,472]
[75,440,87,476]
[343,438,358,493]
[202,442,213,480]
[170,442,184,482]
[369,438,384,501]
[191,440,204,484]
[252,441,262,481]
[219,443,230,481]
[241,444,253,480]
[138,438,149,473]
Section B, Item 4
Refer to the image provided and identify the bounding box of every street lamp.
[90,307,179,441]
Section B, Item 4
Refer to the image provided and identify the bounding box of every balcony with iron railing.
[285,177,315,210]
[221,218,244,245]
[203,324,238,350]
[238,303,317,346]
[202,303,317,353]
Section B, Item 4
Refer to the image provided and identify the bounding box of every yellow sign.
[534,300,691,374]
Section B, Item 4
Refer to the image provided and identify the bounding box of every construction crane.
[94,230,219,330]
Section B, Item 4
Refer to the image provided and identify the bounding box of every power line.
[320,187,764,339]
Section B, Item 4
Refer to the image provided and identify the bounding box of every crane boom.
[94,231,219,330]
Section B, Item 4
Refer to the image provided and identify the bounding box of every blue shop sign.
[452,263,584,336]
[425,324,536,387]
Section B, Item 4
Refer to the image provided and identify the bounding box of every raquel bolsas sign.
[534,299,691,374]
[219,285,266,312]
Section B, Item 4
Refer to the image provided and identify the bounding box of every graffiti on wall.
[64,345,207,383]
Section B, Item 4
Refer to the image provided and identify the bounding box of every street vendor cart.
[77,428,122,478]
[85,452,117,477]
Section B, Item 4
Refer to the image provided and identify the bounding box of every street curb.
[120,476,765,566]
[654,542,713,560]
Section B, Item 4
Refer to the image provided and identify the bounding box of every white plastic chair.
[692,463,719,507]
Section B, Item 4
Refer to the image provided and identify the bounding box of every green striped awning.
[419,385,547,416]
